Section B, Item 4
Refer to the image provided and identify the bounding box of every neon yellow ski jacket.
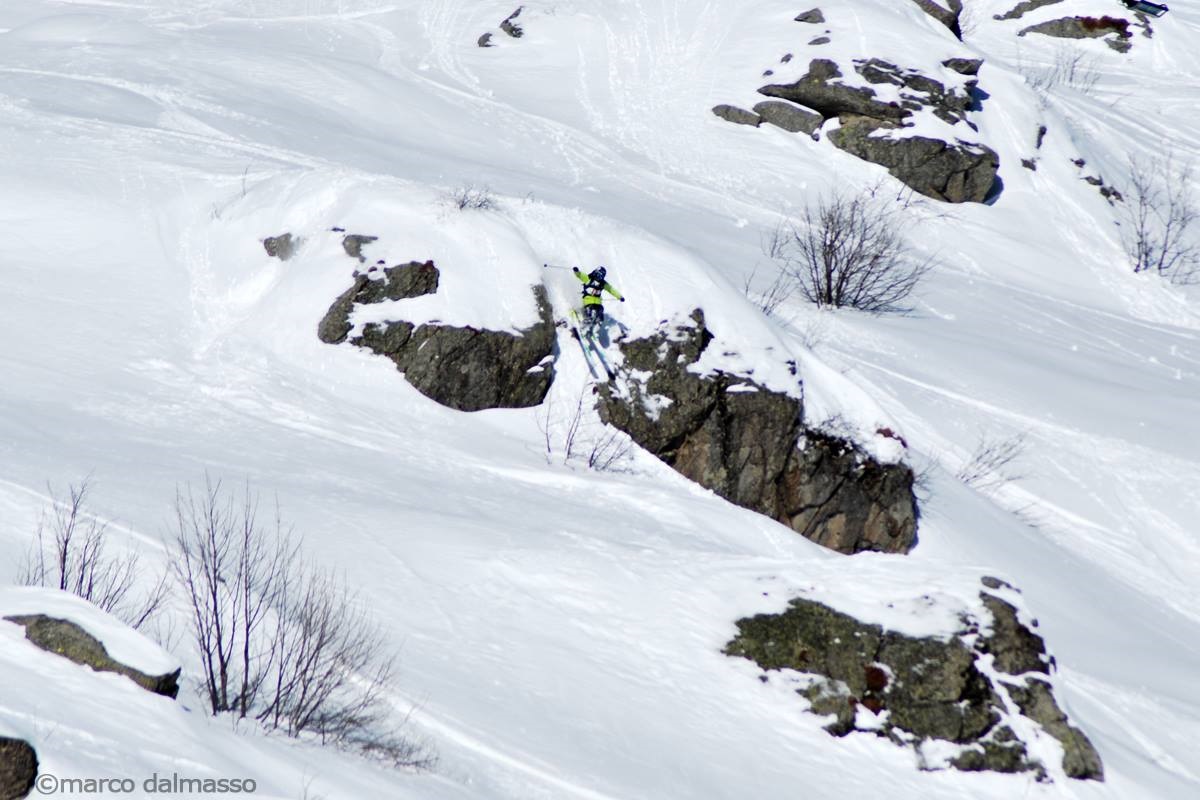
[574,268,624,306]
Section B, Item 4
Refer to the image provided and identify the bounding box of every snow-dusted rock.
[5,614,180,699]
[725,582,1103,780]
[598,311,917,554]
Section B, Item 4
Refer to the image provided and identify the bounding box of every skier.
[572,265,624,337]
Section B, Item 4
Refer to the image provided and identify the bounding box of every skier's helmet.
[589,266,607,282]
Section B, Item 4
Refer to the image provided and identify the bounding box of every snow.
[1,0,1199,798]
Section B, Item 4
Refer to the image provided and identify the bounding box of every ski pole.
[543,262,574,271]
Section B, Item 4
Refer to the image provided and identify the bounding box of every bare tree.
[170,478,432,768]
[767,189,932,313]
[171,478,295,716]
[20,479,166,631]
[1118,155,1200,284]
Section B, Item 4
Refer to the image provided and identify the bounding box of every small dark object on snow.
[1120,0,1168,16]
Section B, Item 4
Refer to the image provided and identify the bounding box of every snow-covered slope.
[2,1,1198,798]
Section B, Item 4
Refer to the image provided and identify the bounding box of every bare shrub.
[20,479,166,631]
[1022,46,1101,97]
[1118,155,1200,284]
[742,227,798,316]
[446,184,496,211]
[537,390,634,472]
[767,189,932,313]
[956,433,1027,492]
[171,479,432,768]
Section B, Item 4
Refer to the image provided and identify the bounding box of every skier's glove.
[620,297,626,302]
[572,266,581,274]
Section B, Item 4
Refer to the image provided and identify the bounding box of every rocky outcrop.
[0,737,37,800]
[795,8,825,24]
[829,118,999,203]
[263,232,298,261]
[4,614,180,698]
[597,311,917,554]
[1019,16,1133,52]
[754,59,998,202]
[318,260,556,412]
[724,582,1104,780]
[910,0,964,40]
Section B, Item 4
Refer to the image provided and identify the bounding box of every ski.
[569,309,616,381]
[570,323,601,379]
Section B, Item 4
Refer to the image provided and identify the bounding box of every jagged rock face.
[830,118,999,203]
[724,586,1105,780]
[0,737,38,800]
[4,614,180,698]
[785,430,920,553]
[319,260,555,412]
[596,311,917,555]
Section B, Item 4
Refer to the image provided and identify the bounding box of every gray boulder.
[4,614,180,698]
[942,57,983,76]
[596,311,917,555]
[829,117,999,203]
[994,0,1064,21]
[318,260,440,345]
[319,261,556,412]
[354,285,555,412]
[263,233,298,261]
[711,104,761,127]
[795,8,825,23]
[759,59,907,123]
[0,737,37,800]
[1019,16,1133,52]
[753,101,823,135]
[341,233,378,262]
